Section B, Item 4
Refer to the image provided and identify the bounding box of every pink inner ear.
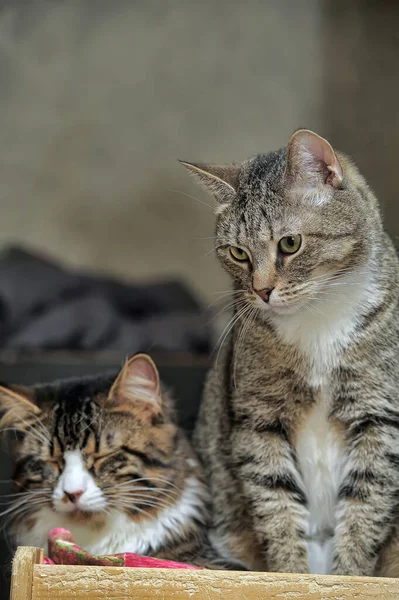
[305,134,335,169]
[295,131,343,186]
[127,356,159,392]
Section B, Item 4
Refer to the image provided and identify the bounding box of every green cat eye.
[229,246,249,262]
[278,235,302,255]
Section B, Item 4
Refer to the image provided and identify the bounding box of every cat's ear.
[286,129,343,189]
[108,354,162,418]
[179,161,240,204]
[0,385,40,430]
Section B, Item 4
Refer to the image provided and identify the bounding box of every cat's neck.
[261,262,381,385]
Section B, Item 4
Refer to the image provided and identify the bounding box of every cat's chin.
[252,295,305,316]
[60,509,107,526]
[256,302,302,317]
[270,304,303,316]
[54,506,105,525]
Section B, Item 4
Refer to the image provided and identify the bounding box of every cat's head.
[0,354,190,530]
[182,129,381,316]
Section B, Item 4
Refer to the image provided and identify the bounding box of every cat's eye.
[278,235,302,255]
[229,246,249,262]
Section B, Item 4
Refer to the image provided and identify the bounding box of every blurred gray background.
[0,0,397,302]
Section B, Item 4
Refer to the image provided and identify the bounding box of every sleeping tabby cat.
[182,129,399,576]
[0,354,230,568]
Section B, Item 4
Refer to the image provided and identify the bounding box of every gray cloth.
[0,247,211,354]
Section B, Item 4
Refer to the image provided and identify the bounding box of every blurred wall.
[323,0,399,244]
[0,0,324,301]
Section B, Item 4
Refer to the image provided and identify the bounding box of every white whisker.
[167,188,214,210]
[215,303,253,368]
[110,496,173,511]
[0,496,49,518]
[233,306,257,387]
[208,299,248,323]
[202,246,217,258]
[104,476,181,494]
[0,489,51,500]
[104,486,179,501]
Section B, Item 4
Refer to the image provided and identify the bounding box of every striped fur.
[0,355,235,569]
[184,129,399,576]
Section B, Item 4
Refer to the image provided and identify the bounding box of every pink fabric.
[124,553,201,569]
[45,528,201,570]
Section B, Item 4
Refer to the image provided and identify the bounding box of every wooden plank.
[10,546,43,600]
[32,565,399,600]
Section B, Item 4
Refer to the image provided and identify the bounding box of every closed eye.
[121,446,170,469]
[26,475,44,484]
[89,448,119,464]
[91,449,128,473]
[115,469,141,481]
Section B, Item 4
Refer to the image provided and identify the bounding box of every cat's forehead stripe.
[52,396,99,451]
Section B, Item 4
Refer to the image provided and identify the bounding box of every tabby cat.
[0,354,228,568]
[182,129,399,576]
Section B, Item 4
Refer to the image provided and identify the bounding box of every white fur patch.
[296,388,345,574]
[18,470,206,556]
[271,266,377,386]
[307,538,334,575]
[271,265,377,573]
[52,450,106,514]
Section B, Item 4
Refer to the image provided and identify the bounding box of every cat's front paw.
[267,545,309,574]
[331,555,374,577]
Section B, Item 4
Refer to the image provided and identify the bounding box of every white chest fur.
[272,302,359,388]
[17,476,205,556]
[271,267,376,387]
[296,386,345,574]
[270,269,376,572]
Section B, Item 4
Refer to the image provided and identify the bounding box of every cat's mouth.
[55,505,106,525]
[252,291,306,315]
[65,509,101,522]
[268,302,304,315]
[52,495,106,518]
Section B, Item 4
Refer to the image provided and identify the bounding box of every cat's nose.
[254,287,274,303]
[64,490,84,504]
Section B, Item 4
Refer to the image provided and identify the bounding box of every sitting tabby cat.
[0,354,231,568]
[182,129,399,576]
